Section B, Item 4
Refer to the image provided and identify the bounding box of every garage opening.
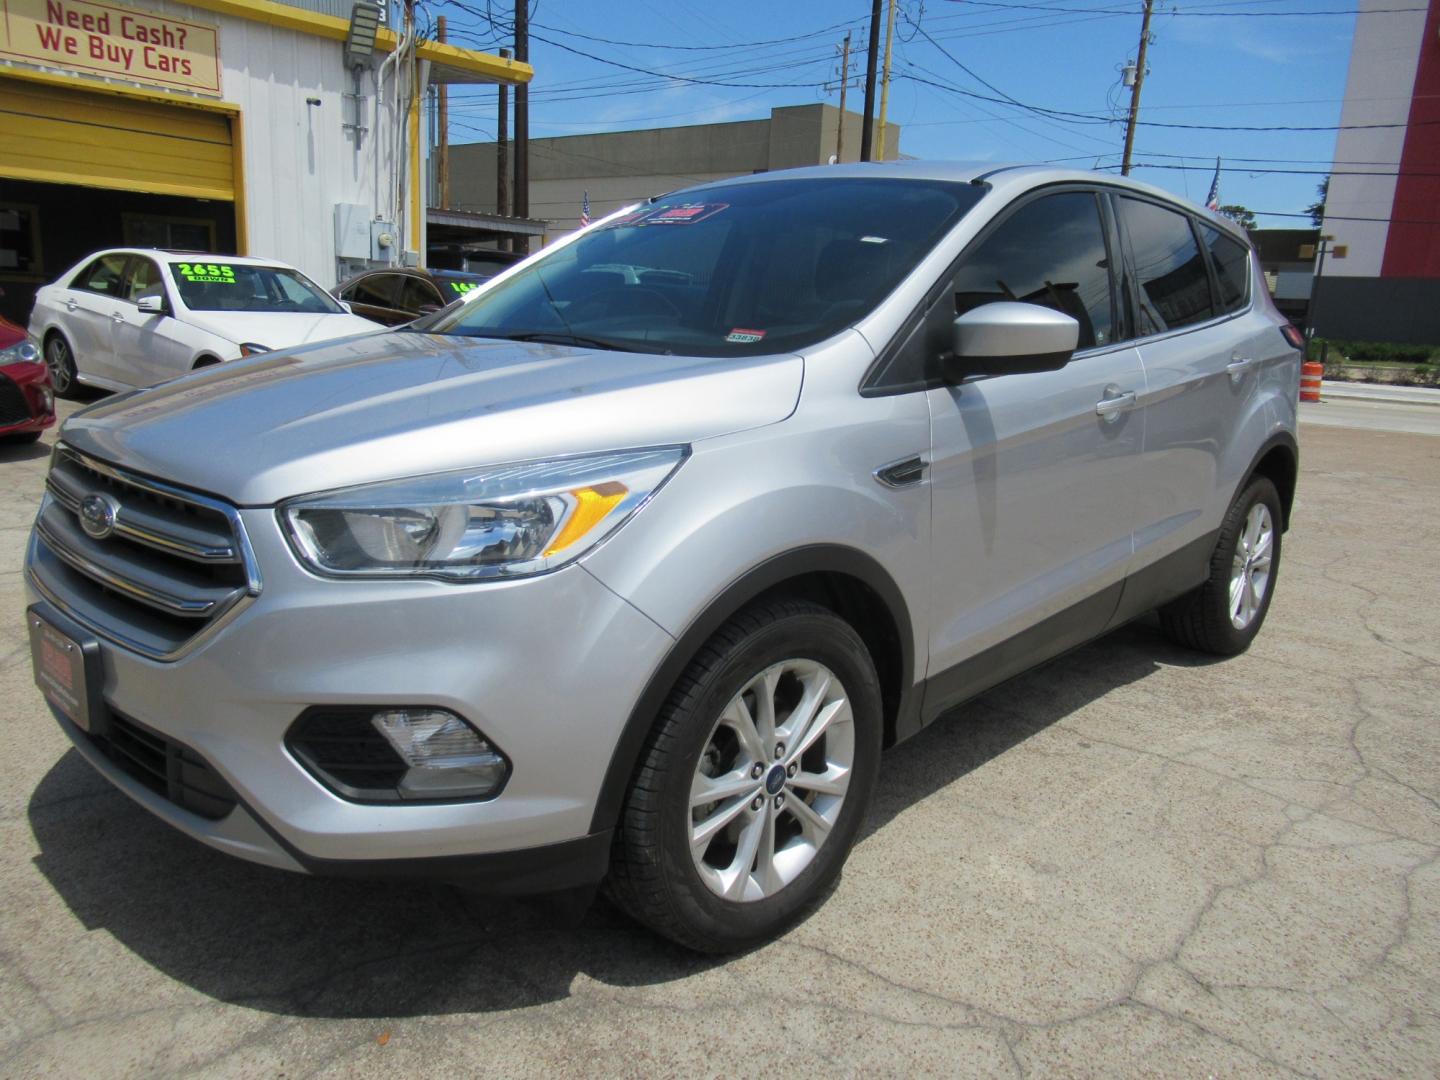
[0,76,240,326]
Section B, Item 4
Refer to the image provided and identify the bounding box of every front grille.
[0,373,30,425]
[90,711,238,820]
[28,446,259,659]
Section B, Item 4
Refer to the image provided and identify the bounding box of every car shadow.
[0,435,51,462]
[25,620,1216,1019]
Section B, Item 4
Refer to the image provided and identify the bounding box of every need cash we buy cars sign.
[0,0,220,95]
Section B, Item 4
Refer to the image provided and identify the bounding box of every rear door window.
[1200,225,1251,314]
[1116,197,1214,335]
[73,254,130,297]
[346,274,402,308]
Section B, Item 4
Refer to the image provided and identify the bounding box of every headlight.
[238,342,270,357]
[0,335,41,364]
[280,447,686,581]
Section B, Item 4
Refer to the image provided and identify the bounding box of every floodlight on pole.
[345,1,383,67]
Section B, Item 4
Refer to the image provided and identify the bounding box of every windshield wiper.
[485,330,660,353]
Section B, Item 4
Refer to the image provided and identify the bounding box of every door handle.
[1094,391,1137,419]
[1227,357,1257,383]
[65,299,78,312]
[111,312,125,323]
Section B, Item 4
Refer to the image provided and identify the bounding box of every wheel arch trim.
[586,544,916,837]
[1242,430,1299,530]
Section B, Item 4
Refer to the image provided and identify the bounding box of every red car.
[0,312,55,444]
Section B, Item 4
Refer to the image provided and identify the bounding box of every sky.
[426,0,1387,228]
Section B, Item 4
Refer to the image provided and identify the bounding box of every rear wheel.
[608,599,882,952]
[44,334,79,399]
[1160,475,1282,655]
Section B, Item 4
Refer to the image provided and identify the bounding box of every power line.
[902,71,1440,131]
[949,1,1426,16]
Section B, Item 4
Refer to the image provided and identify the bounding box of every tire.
[192,355,221,369]
[1159,475,1283,656]
[44,334,80,399]
[608,598,883,953]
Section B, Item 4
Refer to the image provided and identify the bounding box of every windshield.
[169,261,344,314]
[423,178,983,356]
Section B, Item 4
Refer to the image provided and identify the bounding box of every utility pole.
[437,15,449,209]
[497,47,510,223]
[513,0,529,254]
[875,0,897,161]
[829,32,853,162]
[1120,0,1154,177]
[1305,234,1334,343]
[860,0,881,162]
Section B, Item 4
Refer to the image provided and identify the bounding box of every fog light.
[372,708,508,798]
[38,386,54,412]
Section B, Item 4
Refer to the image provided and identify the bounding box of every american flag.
[580,190,591,227]
[1206,158,1222,210]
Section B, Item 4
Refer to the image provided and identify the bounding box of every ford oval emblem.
[78,493,120,541]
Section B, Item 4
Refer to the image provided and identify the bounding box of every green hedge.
[1306,337,1440,364]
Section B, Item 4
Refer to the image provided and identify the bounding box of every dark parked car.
[335,267,503,326]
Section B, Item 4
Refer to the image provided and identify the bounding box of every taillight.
[1280,324,1305,351]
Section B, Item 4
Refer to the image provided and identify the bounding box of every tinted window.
[73,254,129,297]
[1117,198,1213,334]
[399,276,443,312]
[345,274,402,308]
[169,262,343,314]
[425,178,984,357]
[950,192,1114,349]
[1201,225,1250,313]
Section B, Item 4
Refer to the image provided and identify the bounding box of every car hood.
[60,332,804,505]
[181,310,382,346]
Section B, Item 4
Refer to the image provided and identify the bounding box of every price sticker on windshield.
[641,203,729,226]
[175,263,237,284]
[448,281,480,295]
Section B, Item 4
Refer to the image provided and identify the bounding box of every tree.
[1218,204,1258,231]
[1306,177,1329,228]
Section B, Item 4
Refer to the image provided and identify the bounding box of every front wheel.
[45,334,80,399]
[608,599,882,952]
[1159,475,1283,655]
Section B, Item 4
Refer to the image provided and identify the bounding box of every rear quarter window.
[1201,225,1252,314]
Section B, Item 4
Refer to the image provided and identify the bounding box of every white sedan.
[29,249,382,397]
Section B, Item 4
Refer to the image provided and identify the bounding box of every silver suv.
[25,163,1299,952]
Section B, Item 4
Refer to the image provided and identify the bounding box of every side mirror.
[136,294,166,315]
[940,302,1080,383]
[339,300,354,313]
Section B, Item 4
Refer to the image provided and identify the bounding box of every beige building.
[448,104,902,235]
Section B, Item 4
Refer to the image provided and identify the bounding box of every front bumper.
[26,504,674,887]
[0,361,55,436]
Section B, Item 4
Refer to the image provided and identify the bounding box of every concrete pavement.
[1,400,1437,1077]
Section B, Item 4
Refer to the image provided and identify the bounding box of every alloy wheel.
[1229,502,1274,629]
[689,659,854,902]
[45,338,73,395]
